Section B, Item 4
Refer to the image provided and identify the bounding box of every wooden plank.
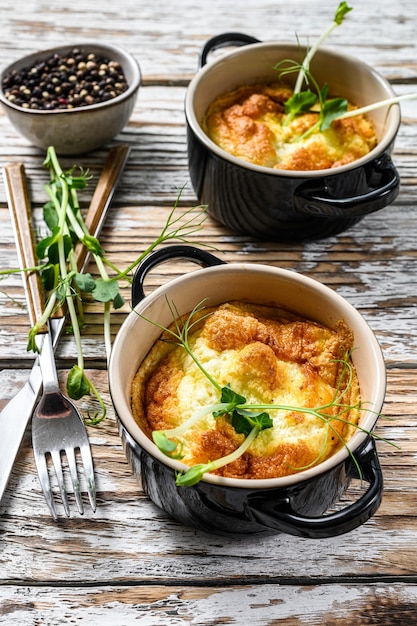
[0,0,417,621]
[0,0,416,81]
[1,583,417,625]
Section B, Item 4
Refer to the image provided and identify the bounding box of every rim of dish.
[185,41,401,179]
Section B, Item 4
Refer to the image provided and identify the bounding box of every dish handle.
[245,438,383,539]
[198,32,261,68]
[131,244,226,307]
[294,154,400,218]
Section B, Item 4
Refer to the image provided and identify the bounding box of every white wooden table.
[0,1,417,623]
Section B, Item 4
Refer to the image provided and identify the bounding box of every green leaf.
[220,384,246,406]
[334,1,353,25]
[212,384,247,417]
[212,384,273,436]
[82,234,104,257]
[43,200,59,230]
[46,241,60,265]
[320,97,348,130]
[66,175,88,190]
[41,265,56,291]
[41,233,72,265]
[36,227,59,260]
[92,278,120,303]
[176,463,211,487]
[63,235,74,261]
[67,365,91,400]
[320,83,329,104]
[285,90,317,118]
[112,292,125,310]
[152,431,184,459]
[231,408,273,436]
[74,272,96,292]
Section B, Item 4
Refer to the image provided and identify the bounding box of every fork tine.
[80,443,97,512]
[65,447,84,515]
[51,449,70,518]
[33,450,58,521]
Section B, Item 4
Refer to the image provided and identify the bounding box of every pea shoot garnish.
[1,147,211,424]
[274,2,417,139]
[140,299,395,487]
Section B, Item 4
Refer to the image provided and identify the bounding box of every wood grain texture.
[1,0,417,623]
[1,583,417,625]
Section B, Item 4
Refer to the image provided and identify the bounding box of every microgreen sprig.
[275,2,352,135]
[276,63,348,137]
[2,146,211,425]
[293,2,353,95]
[274,2,417,139]
[144,298,222,391]
[140,298,274,435]
[142,300,395,486]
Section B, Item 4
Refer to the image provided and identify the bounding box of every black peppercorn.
[1,48,129,110]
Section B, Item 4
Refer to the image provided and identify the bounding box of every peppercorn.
[1,48,129,110]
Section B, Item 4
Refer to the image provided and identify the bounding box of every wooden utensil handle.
[74,143,131,271]
[4,144,130,331]
[3,162,46,330]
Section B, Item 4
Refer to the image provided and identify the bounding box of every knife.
[0,144,131,504]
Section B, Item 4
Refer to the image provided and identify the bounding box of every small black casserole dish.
[185,33,401,241]
[109,245,386,538]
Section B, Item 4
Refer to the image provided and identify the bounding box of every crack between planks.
[2,574,417,588]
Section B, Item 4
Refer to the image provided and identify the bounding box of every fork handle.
[3,163,47,332]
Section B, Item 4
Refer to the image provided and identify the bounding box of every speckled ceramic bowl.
[109,245,386,538]
[0,43,140,155]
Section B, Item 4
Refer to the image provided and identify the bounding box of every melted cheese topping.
[131,302,361,479]
[203,83,377,171]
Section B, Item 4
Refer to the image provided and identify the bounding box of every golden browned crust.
[131,302,361,479]
[203,82,377,171]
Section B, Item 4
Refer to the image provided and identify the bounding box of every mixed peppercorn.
[1,48,129,110]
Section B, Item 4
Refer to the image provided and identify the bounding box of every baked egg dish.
[131,301,361,480]
[203,83,377,171]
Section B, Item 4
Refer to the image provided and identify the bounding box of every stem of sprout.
[5,146,213,421]
[294,2,353,93]
[176,425,260,486]
[294,23,338,94]
[103,301,112,368]
[208,424,260,471]
[337,93,417,120]
[157,402,229,439]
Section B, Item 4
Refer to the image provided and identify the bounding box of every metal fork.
[32,326,96,520]
[9,168,97,521]
[7,144,131,519]
[2,145,130,512]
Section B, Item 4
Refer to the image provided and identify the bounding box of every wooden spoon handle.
[3,162,46,331]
